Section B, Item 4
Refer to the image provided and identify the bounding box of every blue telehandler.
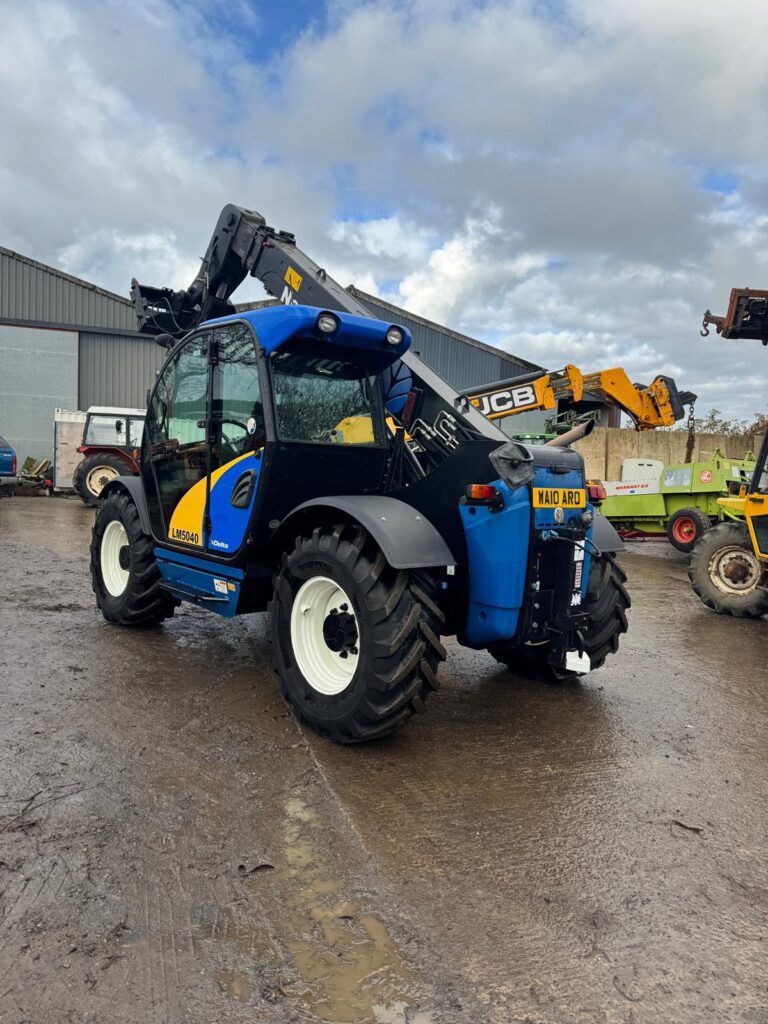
[90,205,629,743]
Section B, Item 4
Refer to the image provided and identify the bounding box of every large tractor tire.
[91,490,177,627]
[688,521,768,618]
[74,453,132,507]
[666,507,710,553]
[490,552,630,681]
[270,524,446,743]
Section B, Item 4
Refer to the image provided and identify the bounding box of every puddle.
[267,795,433,1024]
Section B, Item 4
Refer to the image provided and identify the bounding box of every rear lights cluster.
[587,481,607,504]
[464,484,503,510]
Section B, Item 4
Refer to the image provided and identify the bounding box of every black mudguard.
[592,510,624,553]
[100,477,152,535]
[277,495,455,570]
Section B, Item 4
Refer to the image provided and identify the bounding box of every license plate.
[532,487,586,508]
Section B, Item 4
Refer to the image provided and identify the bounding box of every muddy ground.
[1,496,767,1024]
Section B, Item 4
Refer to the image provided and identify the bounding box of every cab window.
[85,415,128,446]
[270,342,383,445]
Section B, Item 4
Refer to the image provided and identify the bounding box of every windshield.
[270,343,383,445]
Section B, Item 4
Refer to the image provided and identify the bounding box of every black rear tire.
[491,552,630,681]
[688,521,768,617]
[666,507,710,553]
[74,453,132,506]
[91,490,177,627]
[270,524,446,743]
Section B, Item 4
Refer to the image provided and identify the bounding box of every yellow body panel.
[168,451,254,546]
[533,487,586,509]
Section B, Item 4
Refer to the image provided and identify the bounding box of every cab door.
[143,332,211,549]
[205,322,266,556]
[745,434,768,559]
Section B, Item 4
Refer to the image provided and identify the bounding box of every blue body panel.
[207,451,263,554]
[155,547,244,579]
[461,464,594,646]
[460,479,530,645]
[155,552,241,617]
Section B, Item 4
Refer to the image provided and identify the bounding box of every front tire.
[91,490,177,626]
[491,552,630,681]
[666,507,710,553]
[270,524,446,743]
[74,453,132,506]
[688,521,768,617]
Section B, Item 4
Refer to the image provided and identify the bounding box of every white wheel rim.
[87,464,119,496]
[708,544,761,595]
[101,520,130,597]
[290,576,359,695]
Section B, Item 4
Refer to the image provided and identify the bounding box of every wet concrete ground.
[1,495,767,1024]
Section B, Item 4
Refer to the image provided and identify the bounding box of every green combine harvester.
[601,449,756,552]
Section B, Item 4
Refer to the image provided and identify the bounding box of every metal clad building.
[0,248,164,460]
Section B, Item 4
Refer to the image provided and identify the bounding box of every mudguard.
[592,510,624,553]
[100,477,151,535]
[278,496,455,570]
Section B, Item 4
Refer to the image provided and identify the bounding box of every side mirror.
[115,419,124,433]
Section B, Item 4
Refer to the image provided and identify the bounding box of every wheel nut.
[339,651,348,659]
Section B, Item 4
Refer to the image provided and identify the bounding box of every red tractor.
[72,406,144,505]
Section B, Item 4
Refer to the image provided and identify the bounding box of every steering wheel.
[219,418,252,454]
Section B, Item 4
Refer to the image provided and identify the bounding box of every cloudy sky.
[2,0,768,420]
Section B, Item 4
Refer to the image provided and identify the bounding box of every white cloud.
[1,0,767,419]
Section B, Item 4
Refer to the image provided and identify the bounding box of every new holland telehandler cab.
[90,205,630,743]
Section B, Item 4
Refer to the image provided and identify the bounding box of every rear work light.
[587,481,607,504]
[464,483,503,509]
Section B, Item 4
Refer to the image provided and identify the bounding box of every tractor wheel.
[270,524,446,743]
[666,507,710,553]
[490,552,630,681]
[688,521,768,618]
[91,490,177,627]
[74,453,131,506]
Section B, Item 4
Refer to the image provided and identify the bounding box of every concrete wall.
[0,324,78,462]
[574,428,758,481]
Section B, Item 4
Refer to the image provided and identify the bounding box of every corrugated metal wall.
[78,332,165,409]
[0,248,135,330]
[354,291,539,391]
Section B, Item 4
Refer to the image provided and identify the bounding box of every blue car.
[0,434,17,496]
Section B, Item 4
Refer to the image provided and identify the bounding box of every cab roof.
[202,304,412,361]
[86,406,146,417]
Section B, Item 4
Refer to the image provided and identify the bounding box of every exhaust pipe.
[545,418,595,448]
